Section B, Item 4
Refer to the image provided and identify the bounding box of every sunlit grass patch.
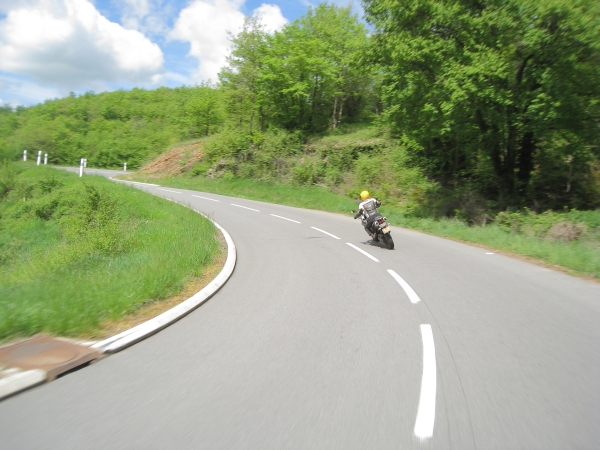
[0,164,221,341]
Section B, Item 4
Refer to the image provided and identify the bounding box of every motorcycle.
[352,211,395,250]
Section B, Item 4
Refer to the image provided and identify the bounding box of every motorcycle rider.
[354,190,383,241]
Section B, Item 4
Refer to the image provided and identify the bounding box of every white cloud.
[253,4,288,33]
[0,0,164,89]
[0,72,62,106]
[119,0,152,30]
[149,70,192,87]
[170,0,245,82]
[116,0,173,36]
[170,0,287,83]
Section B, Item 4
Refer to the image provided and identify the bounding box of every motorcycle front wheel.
[382,233,394,250]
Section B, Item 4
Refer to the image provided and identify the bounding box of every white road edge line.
[157,187,182,194]
[311,227,341,239]
[346,243,379,262]
[116,180,159,187]
[414,324,437,440]
[231,204,260,212]
[192,195,220,202]
[91,211,236,354]
[0,369,47,401]
[270,214,300,223]
[387,270,421,304]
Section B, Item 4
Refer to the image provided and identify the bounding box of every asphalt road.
[1,168,599,449]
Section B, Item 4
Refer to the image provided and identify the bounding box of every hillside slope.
[139,141,204,177]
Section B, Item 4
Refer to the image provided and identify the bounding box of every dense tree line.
[0,1,598,213]
[0,86,224,168]
[364,0,600,210]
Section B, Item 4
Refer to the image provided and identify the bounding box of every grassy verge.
[127,174,358,213]
[0,164,222,341]
[125,173,600,280]
[385,212,600,279]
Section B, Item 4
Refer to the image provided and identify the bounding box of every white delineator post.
[44,154,48,165]
[123,162,127,172]
[37,150,42,166]
[79,158,84,177]
[84,158,87,168]
[23,150,27,161]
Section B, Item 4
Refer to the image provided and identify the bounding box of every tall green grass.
[128,173,600,279]
[0,164,221,341]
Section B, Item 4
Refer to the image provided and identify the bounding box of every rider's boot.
[365,227,378,242]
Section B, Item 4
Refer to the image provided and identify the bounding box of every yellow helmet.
[360,190,370,200]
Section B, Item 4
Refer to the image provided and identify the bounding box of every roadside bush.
[37,173,64,194]
[260,128,303,157]
[203,127,249,160]
[292,160,319,185]
[547,222,588,242]
[355,153,384,187]
[0,161,19,199]
[61,184,130,254]
[191,160,213,177]
[494,208,598,242]
[194,128,305,182]
[351,145,434,212]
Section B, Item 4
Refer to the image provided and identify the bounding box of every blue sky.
[0,0,354,107]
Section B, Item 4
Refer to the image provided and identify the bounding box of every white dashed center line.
[270,214,300,223]
[311,227,340,239]
[157,188,182,194]
[414,324,437,440]
[346,243,379,262]
[387,270,421,304]
[231,204,260,212]
[192,195,220,202]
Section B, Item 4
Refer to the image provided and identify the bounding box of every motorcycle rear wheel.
[382,233,394,250]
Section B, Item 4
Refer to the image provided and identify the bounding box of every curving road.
[1,169,599,449]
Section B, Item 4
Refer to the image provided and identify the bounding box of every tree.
[219,4,371,133]
[219,17,268,133]
[262,4,370,131]
[364,0,600,209]
[185,84,224,137]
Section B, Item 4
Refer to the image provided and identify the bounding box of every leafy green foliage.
[364,0,600,210]
[220,4,371,133]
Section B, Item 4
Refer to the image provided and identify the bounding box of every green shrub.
[292,160,319,185]
[203,127,249,160]
[261,129,304,157]
[0,161,19,199]
[494,208,598,242]
[191,160,212,176]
